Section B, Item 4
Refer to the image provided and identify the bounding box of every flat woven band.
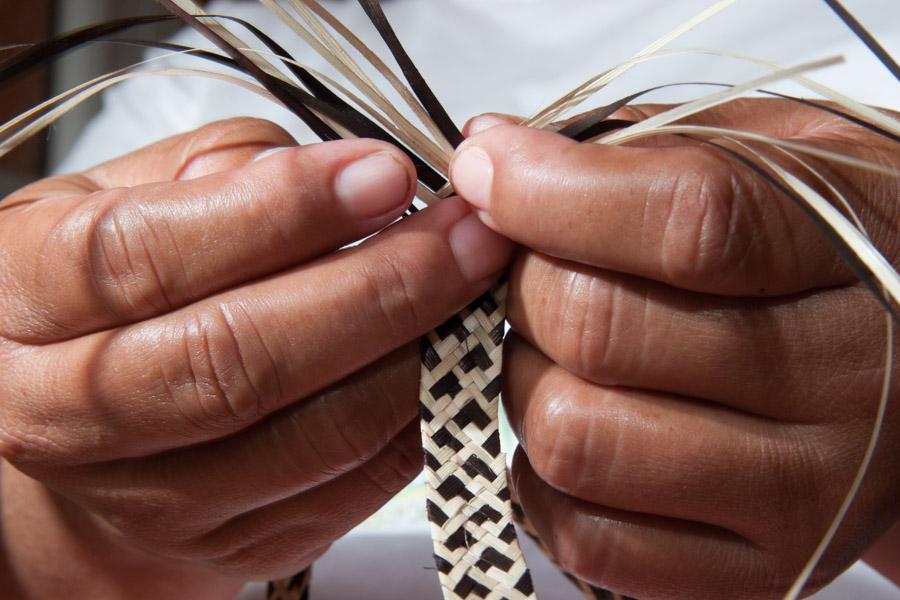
[267,282,536,600]
[419,282,535,600]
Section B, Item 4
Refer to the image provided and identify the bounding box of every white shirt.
[58,1,900,598]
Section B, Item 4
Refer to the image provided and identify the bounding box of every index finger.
[449,123,852,296]
[0,198,512,466]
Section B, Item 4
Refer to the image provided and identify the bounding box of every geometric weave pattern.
[267,283,537,600]
[419,281,536,600]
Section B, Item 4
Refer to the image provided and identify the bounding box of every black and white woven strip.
[267,568,311,600]
[419,282,535,600]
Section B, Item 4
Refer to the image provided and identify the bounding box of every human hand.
[0,118,512,599]
[450,99,900,599]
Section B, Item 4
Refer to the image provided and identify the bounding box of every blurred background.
[0,0,179,196]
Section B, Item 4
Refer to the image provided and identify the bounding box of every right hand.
[0,118,512,598]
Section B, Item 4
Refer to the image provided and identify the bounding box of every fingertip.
[334,150,413,220]
[253,139,417,223]
[450,144,494,213]
[448,209,514,283]
[463,113,518,137]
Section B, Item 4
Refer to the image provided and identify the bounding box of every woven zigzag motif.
[420,282,536,600]
[267,282,535,600]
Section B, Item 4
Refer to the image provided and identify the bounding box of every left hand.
[449,99,900,599]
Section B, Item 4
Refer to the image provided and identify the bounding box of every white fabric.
[54,1,899,598]
[59,0,900,172]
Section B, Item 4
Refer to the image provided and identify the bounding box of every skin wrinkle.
[90,197,139,316]
[612,276,646,383]
[358,423,419,497]
[109,207,146,313]
[371,250,423,341]
[199,308,254,421]
[214,302,269,420]
[223,300,285,413]
[639,161,664,257]
[19,199,90,338]
[719,167,761,283]
[581,266,613,381]
[287,406,345,483]
[633,280,658,386]
[180,312,236,431]
[690,153,735,286]
[153,334,211,440]
[560,268,591,378]
[530,388,571,496]
[134,207,177,314]
[659,162,700,285]
[580,392,609,505]
[3,196,117,344]
[321,390,372,467]
[158,212,193,299]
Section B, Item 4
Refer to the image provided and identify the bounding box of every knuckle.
[158,303,277,433]
[533,264,631,383]
[82,190,178,317]
[177,118,295,180]
[0,412,60,468]
[659,149,754,286]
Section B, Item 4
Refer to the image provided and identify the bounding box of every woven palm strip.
[267,568,311,600]
[267,283,534,599]
[420,281,536,600]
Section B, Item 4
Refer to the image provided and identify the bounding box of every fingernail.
[252,146,293,162]
[450,146,493,212]
[466,114,511,136]
[335,152,411,219]
[449,210,512,282]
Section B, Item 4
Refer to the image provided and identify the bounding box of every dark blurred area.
[0,0,181,196]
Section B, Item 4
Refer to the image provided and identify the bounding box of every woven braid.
[420,282,535,600]
[268,282,535,599]
[267,568,311,600]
